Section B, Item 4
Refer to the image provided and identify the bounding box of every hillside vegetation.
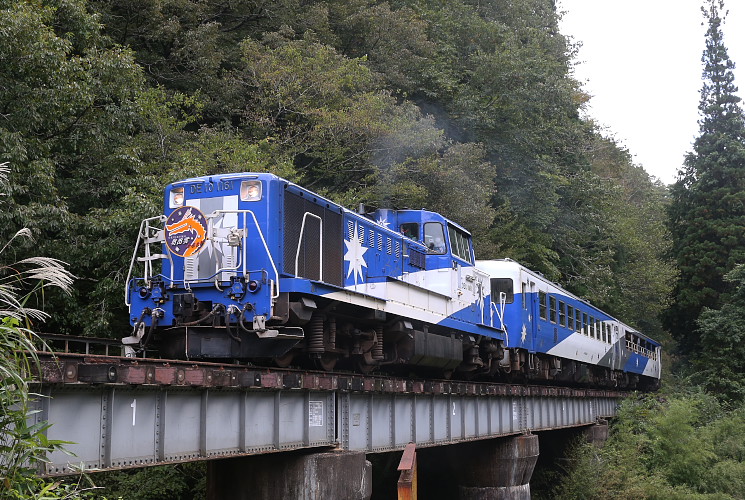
[0,0,673,341]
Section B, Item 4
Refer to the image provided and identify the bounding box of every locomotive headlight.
[170,187,185,208]
[240,180,262,201]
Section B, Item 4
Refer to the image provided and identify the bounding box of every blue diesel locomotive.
[123,172,660,389]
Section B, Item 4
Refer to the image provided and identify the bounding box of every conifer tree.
[665,0,745,353]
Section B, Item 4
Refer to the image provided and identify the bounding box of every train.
[123,172,661,390]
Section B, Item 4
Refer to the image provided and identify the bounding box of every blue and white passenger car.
[124,172,660,388]
[477,259,661,388]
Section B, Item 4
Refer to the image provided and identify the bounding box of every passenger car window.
[549,296,557,323]
[582,313,588,335]
[491,278,514,304]
[567,305,575,330]
[539,291,547,320]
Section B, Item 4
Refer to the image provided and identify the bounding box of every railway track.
[34,334,627,398]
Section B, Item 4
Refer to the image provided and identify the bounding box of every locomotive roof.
[370,208,471,236]
[168,172,279,185]
[167,173,472,236]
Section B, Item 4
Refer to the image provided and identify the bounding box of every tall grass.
[0,163,94,498]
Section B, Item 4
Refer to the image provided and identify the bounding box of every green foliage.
[92,463,206,500]
[584,136,675,335]
[554,392,745,500]
[695,265,745,403]
[0,0,145,335]
[326,0,436,95]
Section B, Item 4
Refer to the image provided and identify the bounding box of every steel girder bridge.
[30,351,623,476]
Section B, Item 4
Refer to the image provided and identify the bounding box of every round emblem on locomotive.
[164,206,208,257]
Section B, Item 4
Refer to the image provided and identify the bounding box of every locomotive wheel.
[315,353,338,371]
[274,352,296,368]
[357,357,377,374]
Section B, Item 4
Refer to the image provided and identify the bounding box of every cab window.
[447,225,473,263]
[401,223,419,241]
[424,222,446,253]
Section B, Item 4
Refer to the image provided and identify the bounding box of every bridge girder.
[29,354,622,476]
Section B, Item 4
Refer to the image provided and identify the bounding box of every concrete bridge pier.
[207,450,372,500]
[454,434,540,500]
[583,420,609,446]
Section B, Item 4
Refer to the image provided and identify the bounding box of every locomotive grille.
[409,248,426,269]
[283,191,343,286]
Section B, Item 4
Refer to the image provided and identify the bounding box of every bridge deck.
[31,353,623,476]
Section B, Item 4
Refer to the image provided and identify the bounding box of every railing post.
[397,442,417,500]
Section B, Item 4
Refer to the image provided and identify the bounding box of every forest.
[1,0,744,498]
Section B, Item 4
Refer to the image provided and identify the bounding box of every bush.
[553,392,745,500]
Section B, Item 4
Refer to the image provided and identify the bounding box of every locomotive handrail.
[125,215,170,307]
[490,291,509,344]
[294,212,323,281]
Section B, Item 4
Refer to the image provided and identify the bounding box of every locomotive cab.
[374,209,476,270]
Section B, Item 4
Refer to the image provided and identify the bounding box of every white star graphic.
[376,215,390,229]
[344,223,368,284]
[521,324,527,344]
